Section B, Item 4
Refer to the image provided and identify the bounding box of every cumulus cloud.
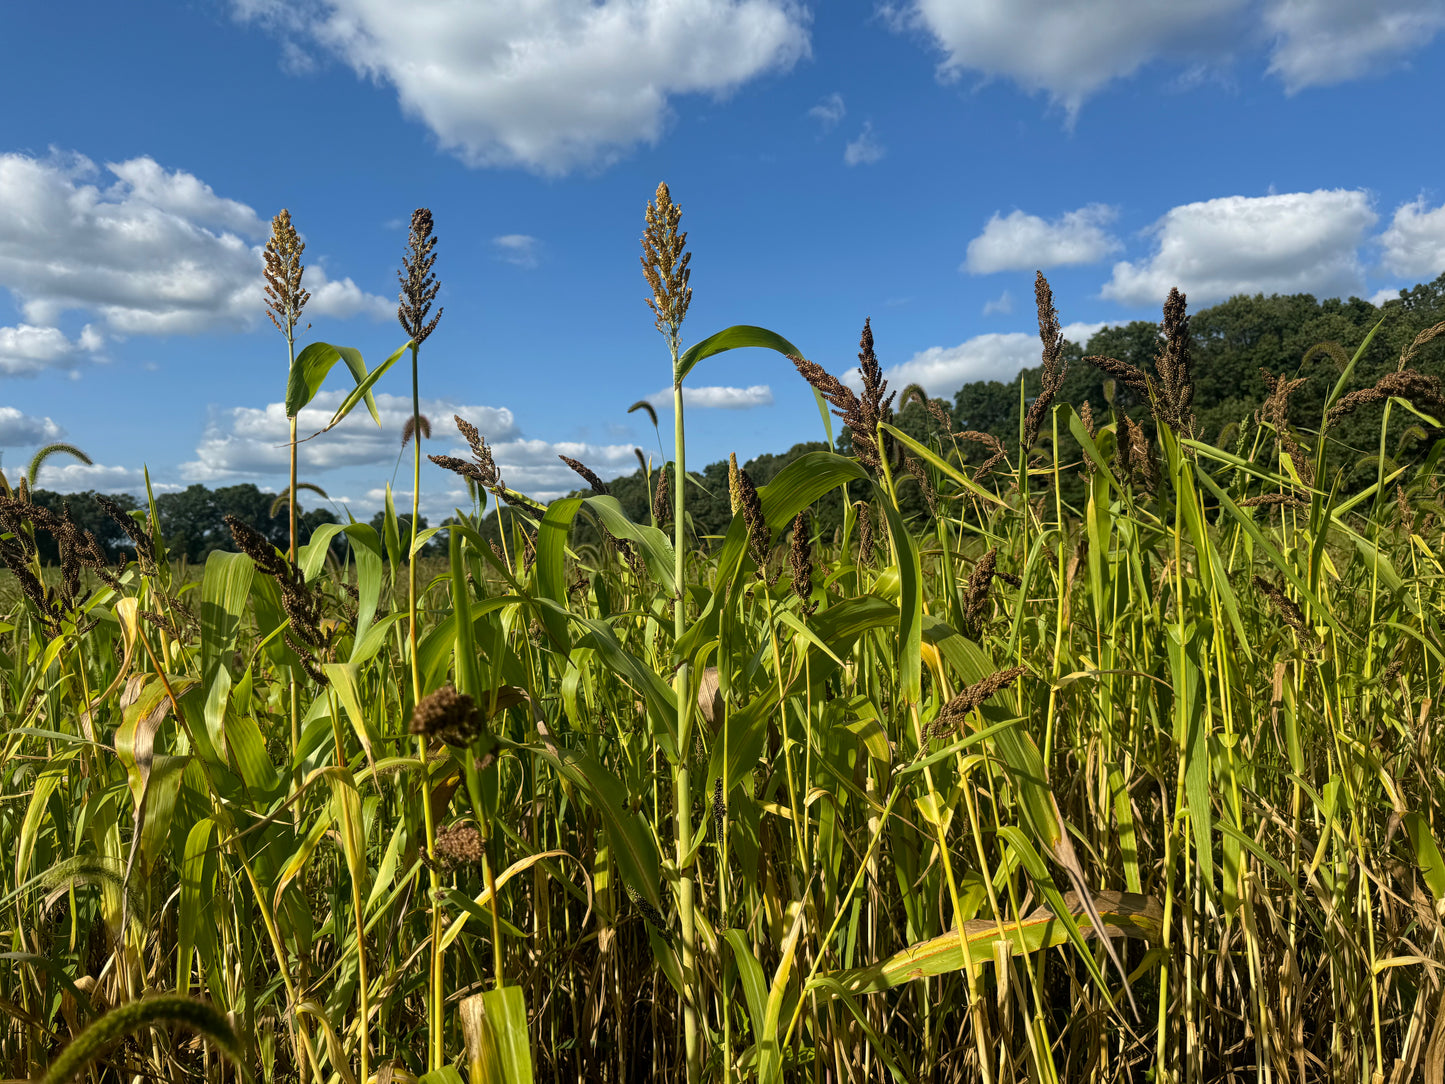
[0,407,64,445]
[844,123,885,166]
[964,204,1120,273]
[0,323,104,377]
[1371,286,1405,307]
[841,320,1106,400]
[234,0,811,174]
[29,461,164,494]
[647,384,773,410]
[897,0,1244,113]
[809,92,846,129]
[492,234,541,269]
[982,290,1013,316]
[1380,197,1445,280]
[0,150,388,358]
[895,0,1442,112]
[182,391,517,482]
[1101,189,1377,307]
[1265,0,1445,91]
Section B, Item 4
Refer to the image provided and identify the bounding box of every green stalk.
[408,341,443,1071]
[671,361,700,1081]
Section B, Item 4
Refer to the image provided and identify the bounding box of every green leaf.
[319,340,409,433]
[675,325,802,385]
[285,342,378,421]
[199,550,254,689]
[1405,812,1445,903]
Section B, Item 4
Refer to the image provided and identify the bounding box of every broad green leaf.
[675,324,801,385]
[199,550,253,689]
[284,341,380,422]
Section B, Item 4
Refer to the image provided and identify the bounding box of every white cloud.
[1380,197,1445,280]
[181,391,517,482]
[896,0,1443,112]
[842,320,1106,400]
[30,461,161,494]
[897,0,1245,114]
[1371,286,1405,307]
[492,234,541,269]
[844,122,885,166]
[0,151,389,355]
[1265,0,1445,91]
[0,407,64,446]
[0,323,103,377]
[982,290,1013,316]
[808,92,846,129]
[234,0,811,174]
[964,204,1120,273]
[1101,190,1377,307]
[648,384,773,410]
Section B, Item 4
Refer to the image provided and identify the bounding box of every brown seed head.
[928,666,1028,739]
[788,512,816,617]
[1153,287,1196,438]
[401,414,431,449]
[398,208,442,346]
[560,455,609,496]
[735,469,769,572]
[429,415,502,493]
[263,209,310,340]
[641,182,692,345]
[1023,272,1068,450]
[434,822,485,869]
[651,463,671,527]
[409,685,482,747]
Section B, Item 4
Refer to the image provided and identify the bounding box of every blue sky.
[1,0,1443,518]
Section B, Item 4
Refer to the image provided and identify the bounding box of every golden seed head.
[641,181,692,345]
[263,209,310,341]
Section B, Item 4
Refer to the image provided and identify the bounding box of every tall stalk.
[397,207,443,1068]
[641,181,698,1080]
[262,210,310,789]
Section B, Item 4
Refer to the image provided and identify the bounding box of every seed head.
[434,822,485,870]
[398,208,442,346]
[788,512,816,617]
[1023,273,1068,450]
[735,469,769,572]
[712,777,726,841]
[651,463,671,528]
[641,182,692,347]
[429,415,502,494]
[401,414,431,450]
[727,453,741,514]
[1154,287,1195,439]
[560,455,609,496]
[263,209,310,341]
[927,666,1028,740]
[409,685,482,747]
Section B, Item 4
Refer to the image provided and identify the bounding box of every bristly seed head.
[727,453,742,514]
[1022,272,1068,450]
[409,685,482,747]
[641,182,692,349]
[401,414,431,450]
[263,209,310,341]
[429,415,502,495]
[651,463,671,528]
[398,208,442,346]
[926,666,1028,740]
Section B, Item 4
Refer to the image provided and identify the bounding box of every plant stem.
[408,341,443,1070]
[672,360,700,1082]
